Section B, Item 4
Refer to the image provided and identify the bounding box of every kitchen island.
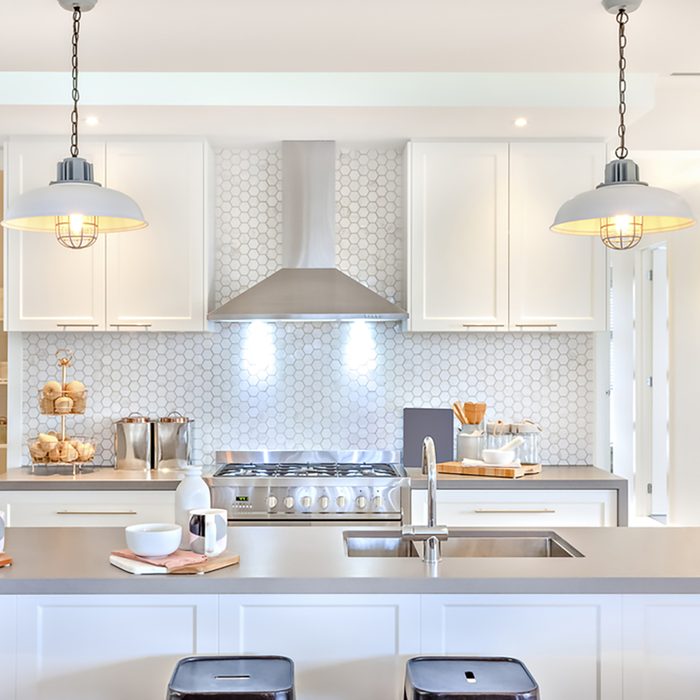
[0,524,698,699]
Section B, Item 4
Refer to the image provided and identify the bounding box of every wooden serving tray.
[0,553,13,568]
[437,462,542,479]
[170,554,240,575]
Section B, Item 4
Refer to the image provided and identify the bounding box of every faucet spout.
[421,436,441,564]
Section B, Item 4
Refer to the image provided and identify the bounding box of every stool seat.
[404,656,539,699]
[167,656,295,700]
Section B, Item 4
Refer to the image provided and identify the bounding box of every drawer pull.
[56,324,99,329]
[461,324,506,328]
[473,508,556,514]
[109,324,152,329]
[56,510,138,516]
[514,324,559,328]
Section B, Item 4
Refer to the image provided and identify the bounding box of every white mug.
[188,508,227,556]
[0,510,6,553]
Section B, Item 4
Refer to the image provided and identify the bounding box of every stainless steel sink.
[344,529,583,558]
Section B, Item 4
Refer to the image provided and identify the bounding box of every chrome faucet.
[402,436,447,564]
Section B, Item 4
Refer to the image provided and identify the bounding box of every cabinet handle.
[109,324,152,329]
[56,324,99,329]
[56,510,138,516]
[461,324,506,328]
[514,324,559,328]
[473,508,556,514]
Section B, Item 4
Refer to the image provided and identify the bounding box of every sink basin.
[344,529,583,558]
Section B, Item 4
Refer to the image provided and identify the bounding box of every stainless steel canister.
[114,413,153,471]
[154,412,192,471]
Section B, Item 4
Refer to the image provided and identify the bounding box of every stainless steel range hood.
[208,141,407,322]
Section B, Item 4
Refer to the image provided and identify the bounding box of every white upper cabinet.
[105,141,208,331]
[5,139,107,331]
[509,142,607,332]
[4,138,211,332]
[406,142,509,331]
[405,140,608,332]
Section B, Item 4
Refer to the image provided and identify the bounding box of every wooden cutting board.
[170,554,240,575]
[0,553,13,568]
[437,461,540,479]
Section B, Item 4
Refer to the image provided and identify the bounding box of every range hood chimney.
[208,141,407,322]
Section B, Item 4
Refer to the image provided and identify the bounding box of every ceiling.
[0,0,698,144]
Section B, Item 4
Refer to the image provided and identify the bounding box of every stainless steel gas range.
[208,450,408,524]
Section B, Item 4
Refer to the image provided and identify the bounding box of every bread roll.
[53,396,73,414]
[42,381,62,399]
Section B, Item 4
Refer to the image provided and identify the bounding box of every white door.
[220,594,421,700]
[407,142,509,331]
[16,594,219,700]
[622,595,700,698]
[509,142,607,331]
[5,139,107,331]
[421,594,623,700]
[105,141,206,331]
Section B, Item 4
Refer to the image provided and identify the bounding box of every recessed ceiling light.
[514,117,528,128]
[84,115,99,126]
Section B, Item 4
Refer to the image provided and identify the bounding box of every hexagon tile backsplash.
[21,146,595,466]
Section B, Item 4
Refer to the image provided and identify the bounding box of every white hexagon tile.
[21,146,594,466]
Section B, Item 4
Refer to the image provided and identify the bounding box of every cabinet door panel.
[623,595,700,699]
[105,141,205,331]
[407,142,509,331]
[16,594,218,700]
[410,489,617,526]
[220,594,421,700]
[509,143,607,331]
[422,595,622,700]
[5,139,106,331]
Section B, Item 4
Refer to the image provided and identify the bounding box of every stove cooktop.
[214,463,402,479]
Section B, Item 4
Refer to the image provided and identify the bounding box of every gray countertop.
[0,465,624,492]
[0,524,697,595]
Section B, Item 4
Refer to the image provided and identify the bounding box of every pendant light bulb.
[0,0,147,248]
[551,0,695,249]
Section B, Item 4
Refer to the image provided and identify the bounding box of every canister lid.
[486,420,512,435]
[118,412,150,423]
[160,411,191,423]
[512,420,542,434]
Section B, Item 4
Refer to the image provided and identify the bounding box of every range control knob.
[336,495,347,509]
[267,495,278,510]
[372,496,382,511]
[356,495,368,510]
[283,496,295,510]
[319,496,330,511]
[301,496,312,510]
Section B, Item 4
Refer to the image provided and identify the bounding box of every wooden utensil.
[463,402,487,425]
[170,554,240,575]
[452,402,467,425]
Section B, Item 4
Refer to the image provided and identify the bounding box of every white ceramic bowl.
[481,449,516,466]
[125,523,181,557]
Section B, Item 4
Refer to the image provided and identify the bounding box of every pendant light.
[551,0,695,250]
[1,0,147,249]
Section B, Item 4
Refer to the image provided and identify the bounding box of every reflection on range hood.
[208,141,407,322]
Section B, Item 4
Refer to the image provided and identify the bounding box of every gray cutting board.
[403,408,455,469]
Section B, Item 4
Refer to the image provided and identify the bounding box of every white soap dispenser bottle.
[175,466,211,550]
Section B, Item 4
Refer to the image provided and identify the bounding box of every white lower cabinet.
[622,595,700,698]
[411,488,618,527]
[1,490,175,527]
[421,595,623,700]
[3,593,700,700]
[219,594,421,700]
[15,594,219,700]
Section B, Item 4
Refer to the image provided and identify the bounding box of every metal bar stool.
[167,656,295,700]
[404,657,539,699]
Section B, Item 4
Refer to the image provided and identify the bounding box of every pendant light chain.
[70,6,81,158]
[615,7,629,160]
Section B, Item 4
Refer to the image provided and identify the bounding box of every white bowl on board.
[481,449,516,466]
[125,523,181,557]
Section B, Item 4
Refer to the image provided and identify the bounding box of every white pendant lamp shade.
[2,181,147,234]
[551,182,695,236]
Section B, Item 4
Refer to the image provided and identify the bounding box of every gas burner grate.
[214,462,401,478]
